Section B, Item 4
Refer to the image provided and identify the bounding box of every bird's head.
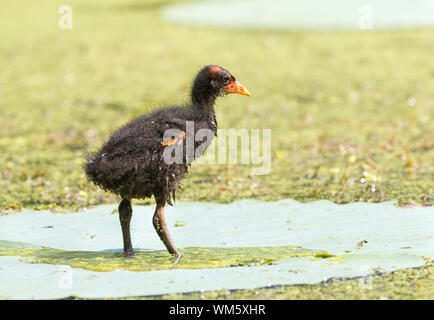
[192,65,250,107]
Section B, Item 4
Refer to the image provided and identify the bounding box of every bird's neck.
[191,84,218,117]
[191,87,218,134]
[191,102,217,132]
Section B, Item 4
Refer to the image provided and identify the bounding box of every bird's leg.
[152,201,181,262]
[119,199,134,256]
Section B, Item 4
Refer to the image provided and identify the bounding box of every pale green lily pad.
[0,200,432,299]
[163,0,434,30]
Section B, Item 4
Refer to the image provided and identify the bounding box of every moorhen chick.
[85,65,250,260]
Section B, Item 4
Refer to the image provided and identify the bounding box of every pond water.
[162,0,434,30]
[0,200,433,299]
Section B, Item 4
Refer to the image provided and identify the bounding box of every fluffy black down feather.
[85,106,215,204]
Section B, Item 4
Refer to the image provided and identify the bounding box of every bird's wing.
[161,118,187,130]
[161,130,186,146]
[159,118,187,147]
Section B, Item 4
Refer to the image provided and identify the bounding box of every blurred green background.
[0,0,433,213]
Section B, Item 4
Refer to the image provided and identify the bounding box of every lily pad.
[163,0,434,30]
[0,200,432,299]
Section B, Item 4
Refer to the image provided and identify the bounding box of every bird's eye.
[223,75,230,85]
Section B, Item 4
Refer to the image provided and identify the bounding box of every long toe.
[172,251,182,264]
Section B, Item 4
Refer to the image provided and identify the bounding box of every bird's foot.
[172,250,182,265]
[123,249,135,257]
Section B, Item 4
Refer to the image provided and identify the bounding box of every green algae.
[313,253,335,259]
[0,240,40,257]
[174,220,186,227]
[0,240,331,272]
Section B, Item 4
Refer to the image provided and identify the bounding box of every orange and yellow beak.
[224,80,250,96]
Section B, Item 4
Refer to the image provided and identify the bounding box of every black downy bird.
[85,65,250,261]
